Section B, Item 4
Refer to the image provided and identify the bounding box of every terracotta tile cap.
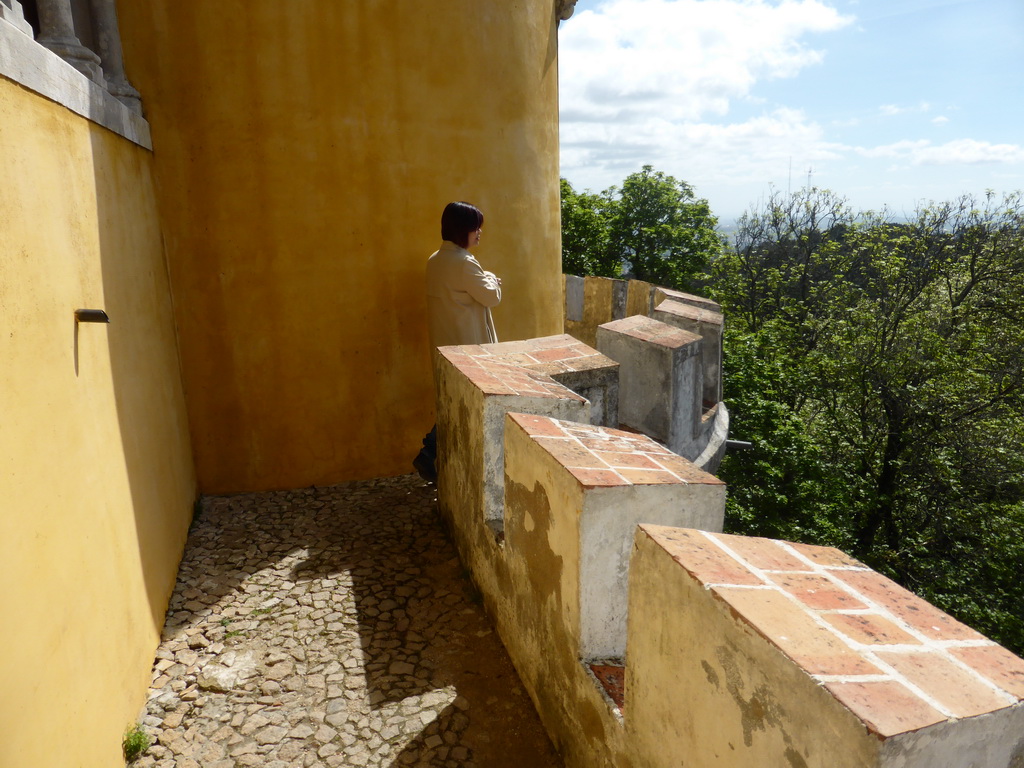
[655,288,722,313]
[454,343,492,356]
[520,417,718,486]
[718,535,815,572]
[591,450,663,471]
[600,315,700,349]
[647,452,725,485]
[557,419,659,451]
[823,680,947,737]
[532,437,607,469]
[617,468,685,485]
[654,299,724,326]
[579,436,643,453]
[491,352,542,367]
[437,348,475,366]
[474,359,585,401]
[949,644,1024,700]
[834,570,986,642]
[874,650,1014,719]
[766,572,870,611]
[524,360,569,377]
[714,587,883,676]
[506,412,567,438]
[822,613,920,646]
[789,542,867,569]
[555,352,618,371]
[532,346,587,363]
[462,368,517,396]
[529,333,582,349]
[639,526,765,587]
[481,339,534,354]
[568,467,629,488]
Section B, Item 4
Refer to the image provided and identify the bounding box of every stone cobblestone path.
[135,475,562,768]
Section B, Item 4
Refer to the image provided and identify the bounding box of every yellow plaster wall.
[0,79,196,768]
[117,0,565,492]
[501,419,630,767]
[626,528,878,768]
[565,276,616,348]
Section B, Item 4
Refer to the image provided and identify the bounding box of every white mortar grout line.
[697,532,976,719]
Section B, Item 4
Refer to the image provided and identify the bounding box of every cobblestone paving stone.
[135,475,562,768]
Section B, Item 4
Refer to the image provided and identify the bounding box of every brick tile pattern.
[598,314,700,349]
[652,298,724,328]
[508,413,723,488]
[589,664,625,710]
[654,287,722,314]
[439,334,616,399]
[641,526,1024,739]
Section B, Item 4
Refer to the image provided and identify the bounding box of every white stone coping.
[0,17,151,149]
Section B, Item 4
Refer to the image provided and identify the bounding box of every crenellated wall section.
[432,281,1024,768]
[565,274,728,473]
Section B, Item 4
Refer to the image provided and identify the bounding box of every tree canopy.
[710,188,1024,653]
[560,166,722,291]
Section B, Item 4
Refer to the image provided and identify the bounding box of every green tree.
[712,189,1024,653]
[607,165,721,290]
[559,167,721,290]
[559,178,617,277]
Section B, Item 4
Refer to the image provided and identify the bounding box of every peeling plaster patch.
[785,745,809,768]
[715,642,793,751]
[701,659,721,690]
[506,479,562,604]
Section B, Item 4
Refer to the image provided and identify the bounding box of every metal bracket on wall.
[75,308,110,323]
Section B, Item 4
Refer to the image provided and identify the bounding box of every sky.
[557,0,1024,222]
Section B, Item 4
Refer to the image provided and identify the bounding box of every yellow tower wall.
[0,79,197,767]
[118,1,566,492]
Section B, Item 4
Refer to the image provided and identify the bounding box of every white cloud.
[857,139,1024,166]
[557,0,1020,218]
[560,0,852,124]
[562,107,844,201]
[559,0,854,204]
[878,102,932,117]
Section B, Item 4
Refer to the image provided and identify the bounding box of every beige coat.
[426,241,501,348]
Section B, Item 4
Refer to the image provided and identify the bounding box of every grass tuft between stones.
[122,722,150,764]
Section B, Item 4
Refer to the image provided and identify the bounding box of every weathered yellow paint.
[117,1,565,492]
[626,279,654,318]
[0,79,196,767]
[567,276,617,347]
[627,528,879,768]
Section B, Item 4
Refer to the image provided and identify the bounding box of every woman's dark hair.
[441,201,484,248]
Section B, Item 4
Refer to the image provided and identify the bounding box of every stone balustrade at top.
[3,0,143,112]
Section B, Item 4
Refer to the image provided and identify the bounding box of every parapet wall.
[435,295,1024,768]
[564,274,728,473]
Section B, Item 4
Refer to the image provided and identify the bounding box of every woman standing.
[414,202,501,482]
